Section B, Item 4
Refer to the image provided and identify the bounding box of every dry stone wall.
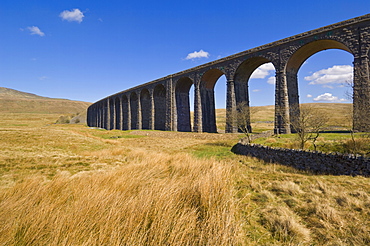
[231,143,370,177]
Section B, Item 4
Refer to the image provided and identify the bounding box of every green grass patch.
[188,140,236,159]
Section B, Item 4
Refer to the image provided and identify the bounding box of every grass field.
[0,105,369,245]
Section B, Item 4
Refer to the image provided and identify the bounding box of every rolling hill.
[0,87,91,114]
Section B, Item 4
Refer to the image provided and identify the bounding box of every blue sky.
[1,0,369,108]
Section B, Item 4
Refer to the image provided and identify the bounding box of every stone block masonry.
[231,143,370,177]
[87,14,370,134]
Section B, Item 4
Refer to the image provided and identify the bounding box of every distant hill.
[0,87,50,100]
[0,87,91,115]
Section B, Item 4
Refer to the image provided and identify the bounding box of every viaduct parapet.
[87,14,370,133]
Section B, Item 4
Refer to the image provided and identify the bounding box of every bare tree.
[236,102,256,143]
[289,105,329,150]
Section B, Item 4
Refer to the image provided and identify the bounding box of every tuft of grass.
[261,206,311,244]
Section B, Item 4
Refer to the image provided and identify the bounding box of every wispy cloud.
[313,93,347,102]
[185,50,210,60]
[305,65,353,86]
[60,9,84,23]
[27,26,45,36]
[250,63,275,79]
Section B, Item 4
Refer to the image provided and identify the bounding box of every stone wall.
[231,143,370,177]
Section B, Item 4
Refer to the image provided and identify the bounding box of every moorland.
[0,88,369,245]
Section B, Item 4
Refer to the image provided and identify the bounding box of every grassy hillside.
[216,103,352,132]
[0,87,91,114]
[0,104,368,245]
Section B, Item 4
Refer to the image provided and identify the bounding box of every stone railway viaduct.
[87,14,370,134]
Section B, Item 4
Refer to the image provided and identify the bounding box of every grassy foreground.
[0,112,369,245]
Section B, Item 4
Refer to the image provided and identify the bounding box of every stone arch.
[153,84,166,130]
[175,77,193,132]
[286,39,352,73]
[114,97,121,130]
[140,88,151,130]
[200,68,225,133]
[87,106,92,127]
[130,92,138,129]
[233,57,275,132]
[122,95,130,130]
[286,39,353,131]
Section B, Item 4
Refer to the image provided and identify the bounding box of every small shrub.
[56,115,72,124]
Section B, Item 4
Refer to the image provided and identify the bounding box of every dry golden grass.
[0,152,241,245]
[0,108,369,245]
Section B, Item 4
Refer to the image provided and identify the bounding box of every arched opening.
[109,98,115,130]
[122,95,129,130]
[234,57,276,133]
[201,69,225,133]
[286,39,353,131]
[100,104,104,128]
[140,89,151,130]
[87,106,92,127]
[130,92,138,130]
[103,101,107,129]
[115,97,121,130]
[175,77,193,132]
[98,104,102,128]
[154,84,166,130]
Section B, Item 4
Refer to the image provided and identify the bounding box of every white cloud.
[267,76,276,85]
[27,26,45,36]
[39,76,48,80]
[307,94,313,98]
[313,93,347,102]
[60,9,84,23]
[304,65,353,86]
[185,50,210,60]
[252,89,260,92]
[250,63,275,79]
